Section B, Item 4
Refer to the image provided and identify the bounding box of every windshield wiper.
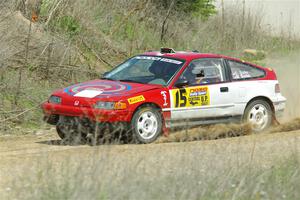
[118,79,144,84]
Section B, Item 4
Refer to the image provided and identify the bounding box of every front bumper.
[42,102,133,123]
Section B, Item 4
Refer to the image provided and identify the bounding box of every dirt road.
[1,126,299,166]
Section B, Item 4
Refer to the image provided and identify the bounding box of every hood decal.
[64,81,132,97]
[74,90,103,98]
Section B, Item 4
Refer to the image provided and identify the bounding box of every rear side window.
[227,60,265,80]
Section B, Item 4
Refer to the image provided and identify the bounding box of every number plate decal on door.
[171,86,210,108]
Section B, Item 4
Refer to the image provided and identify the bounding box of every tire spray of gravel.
[156,123,253,143]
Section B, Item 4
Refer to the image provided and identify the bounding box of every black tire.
[243,99,273,132]
[56,124,87,144]
[131,106,163,144]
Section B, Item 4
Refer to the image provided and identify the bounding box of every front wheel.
[243,100,273,132]
[131,106,163,144]
[56,117,87,144]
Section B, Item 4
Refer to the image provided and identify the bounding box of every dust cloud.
[266,51,300,120]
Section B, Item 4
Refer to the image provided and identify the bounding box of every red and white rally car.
[42,48,286,143]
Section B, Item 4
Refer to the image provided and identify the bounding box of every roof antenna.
[192,50,199,53]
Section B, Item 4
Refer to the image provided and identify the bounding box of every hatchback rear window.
[227,60,265,80]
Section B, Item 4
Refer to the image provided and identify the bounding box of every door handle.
[220,87,229,92]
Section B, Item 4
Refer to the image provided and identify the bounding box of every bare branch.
[160,0,175,43]
[81,39,113,68]
[0,106,38,123]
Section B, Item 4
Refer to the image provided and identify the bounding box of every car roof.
[142,51,242,62]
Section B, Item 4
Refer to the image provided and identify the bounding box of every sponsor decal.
[135,56,183,65]
[189,88,208,97]
[128,95,145,104]
[171,86,210,108]
[160,58,183,65]
[161,91,168,106]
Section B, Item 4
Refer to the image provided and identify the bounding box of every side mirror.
[175,79,189,88]
[101,72,109,78]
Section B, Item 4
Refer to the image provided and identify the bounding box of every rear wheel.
[131,106,162,144]
[244,99,273,132]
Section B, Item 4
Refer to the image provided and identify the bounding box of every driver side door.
[168,58,235,126]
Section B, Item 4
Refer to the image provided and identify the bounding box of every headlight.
[48,95,61,104]
[94,101,127,110]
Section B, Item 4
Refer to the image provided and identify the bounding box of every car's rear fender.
[244,96,275,114]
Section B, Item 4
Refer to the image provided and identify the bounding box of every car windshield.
[102,56,184,86]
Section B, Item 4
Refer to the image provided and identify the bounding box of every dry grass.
[1,130,300,200]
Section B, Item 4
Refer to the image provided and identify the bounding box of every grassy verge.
[3,151,300,200]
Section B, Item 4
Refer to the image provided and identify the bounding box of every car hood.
[58,80,162,100]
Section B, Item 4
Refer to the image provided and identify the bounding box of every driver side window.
[177,58,226,86]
